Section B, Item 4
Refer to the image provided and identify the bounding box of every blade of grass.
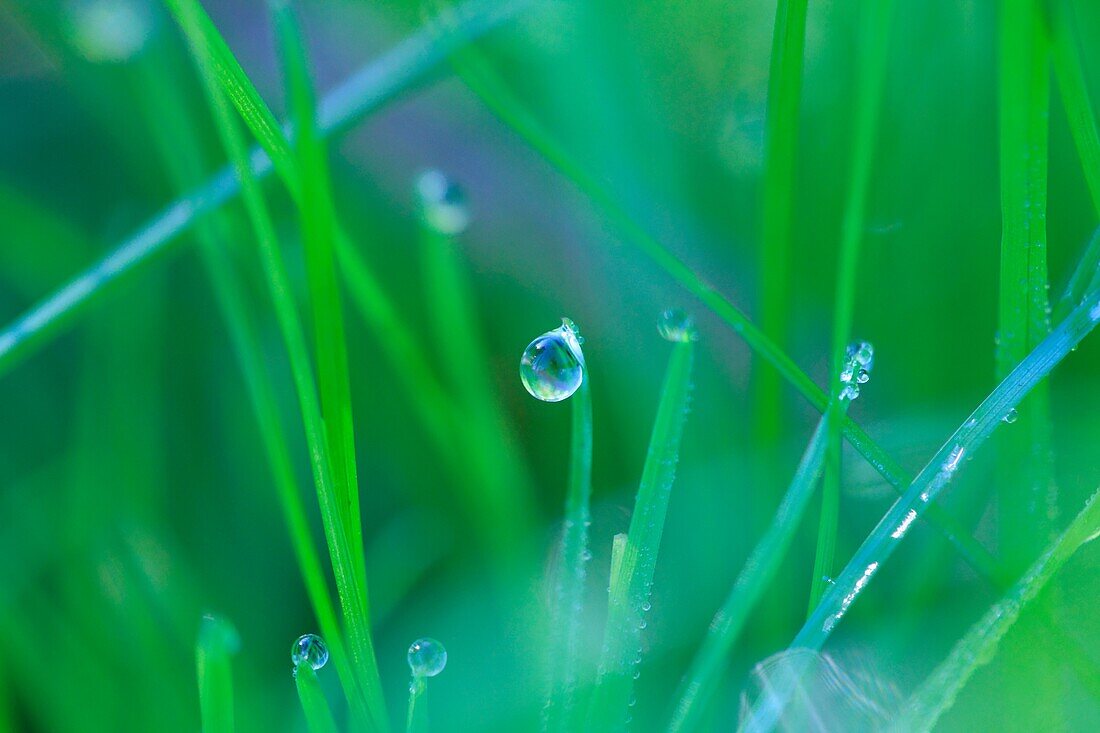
[1050,0,1100,219]
[169,0,537,560]
[134,40,370,730]
[170,2,384,729]
[273,0,368,614]
[807,0,895,613]
[433,28,1003,582]
[588,339,694,732]
[196,615,239,733]
[296,665,340,733]
[740,286,1100,731]
[891,486,1100,732]
[545,379,593,733]
[753,0,809,456]
[667,409,833,733]
[997,0,1054,574]
[1054,225,1100,322]
[0,0,531,381]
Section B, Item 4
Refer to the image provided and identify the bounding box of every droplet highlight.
[520,318,585,402]
[291,633,329,672]
[1002,408,1018,424]
[407,637,447,678]
[416,169,470,236]
[839,341,874,401]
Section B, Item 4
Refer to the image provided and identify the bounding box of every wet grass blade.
[808,0,895,613]
[740,286,1100,731]
[0,0,529,382]
[296,665,340,733]
[668,410,832,733]
[892,486,1100,732]
[588,340,694,732]
[196,615,239,733]
[996,0,1054,573]
[752,0,809,450]
[545,379,593,732]
[169,1,383,728]
[437,33,1002,583]
[273,0,368,612]
[1050,0,1100,219]
[134,39,366,726]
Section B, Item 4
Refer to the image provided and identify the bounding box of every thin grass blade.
[588,339,694,732]
[891,486,1100,731]
[296,665,340,733]
[196,615,239,733]
[668,410,832,733]
[740,285,1100,731]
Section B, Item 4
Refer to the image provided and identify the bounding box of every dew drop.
[1002,408,1018,424]
[657,308,698,342]
[838,341,874,401]
[520,319,586,402]
[582,548,593,562]
[68,0,152,63]
[291,634,329,671]
[641,601,652,612]
[408,637,447,678]
[416,170,470,235]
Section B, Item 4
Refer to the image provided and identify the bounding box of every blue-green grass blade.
[668,410,832,733]
[296,665,340,733]
[196,615,239,733]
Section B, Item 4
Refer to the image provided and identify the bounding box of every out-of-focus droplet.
[68,0,152,63]
[416,169,470,236]
[657,308,698,343]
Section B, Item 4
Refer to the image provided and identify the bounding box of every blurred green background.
[1,0,1098,731]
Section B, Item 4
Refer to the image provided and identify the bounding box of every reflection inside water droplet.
[291,633,329,672]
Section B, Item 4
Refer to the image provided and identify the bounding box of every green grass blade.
[740,285,1100,731]
[668,410,832,733]
[808,0,895,613]
[1050,0,1100,218]
[996,0,1054,574]
[891,486,1100,732]
[1055,225,1100,323]
[273,0,368,613]
[169,2,383,729]
[588,340,694,732]
[196,615,239,733]
[752,0,809,450]
[439,35,1002,583]
[296,665,340,733]
[417,200,539,562]
[545,379,593,732]
[133,41,368,727]
[0,0,528,383]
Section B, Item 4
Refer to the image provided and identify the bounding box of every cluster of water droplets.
[416,170,470,236]
[520,318,586,402]
[291,633,329,676]
[839,341,874,401]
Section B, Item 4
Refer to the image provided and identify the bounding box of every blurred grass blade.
[892,487,1100,731]
[296,665,340,733]
[808,0,895,613]
[740,285,1100,731]
[406,678,429,733]
[273,0,368,609]
[436,22,1001,582]
[0,0,530,382]
[169,1,383,728]
[1050,0,1100,219]
[545,379,593,732]
[196,615,239,733]
[668,410,832,733]
[136,39,367,730]
[752,0,809,451]
[589,339,694,732]
[996,0,1054,574]
[1055,225,1100,322]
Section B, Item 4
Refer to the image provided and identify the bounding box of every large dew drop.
[291,633,329,672]
[407,637,447,678]
[416,170,470,236]
[520,318,586,402]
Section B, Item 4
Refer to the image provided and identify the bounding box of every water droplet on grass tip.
[291,634,328,671]
[839,341,874,401]
[408,638,447,678]
[1002,408,1018,424]
[67,0,151,63]
[520,319,585,402]
[657,308,698,342]
[416,169,470,235]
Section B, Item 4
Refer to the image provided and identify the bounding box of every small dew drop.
[839,341,874,401]
[657,308,698,343]
[416,170,470,235]
[520,319,586,402]
[408,637,447,678]
[582,548,593,562]
[641,601,652,612]
[291,634,329,671]
[1002,408,1018,424]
